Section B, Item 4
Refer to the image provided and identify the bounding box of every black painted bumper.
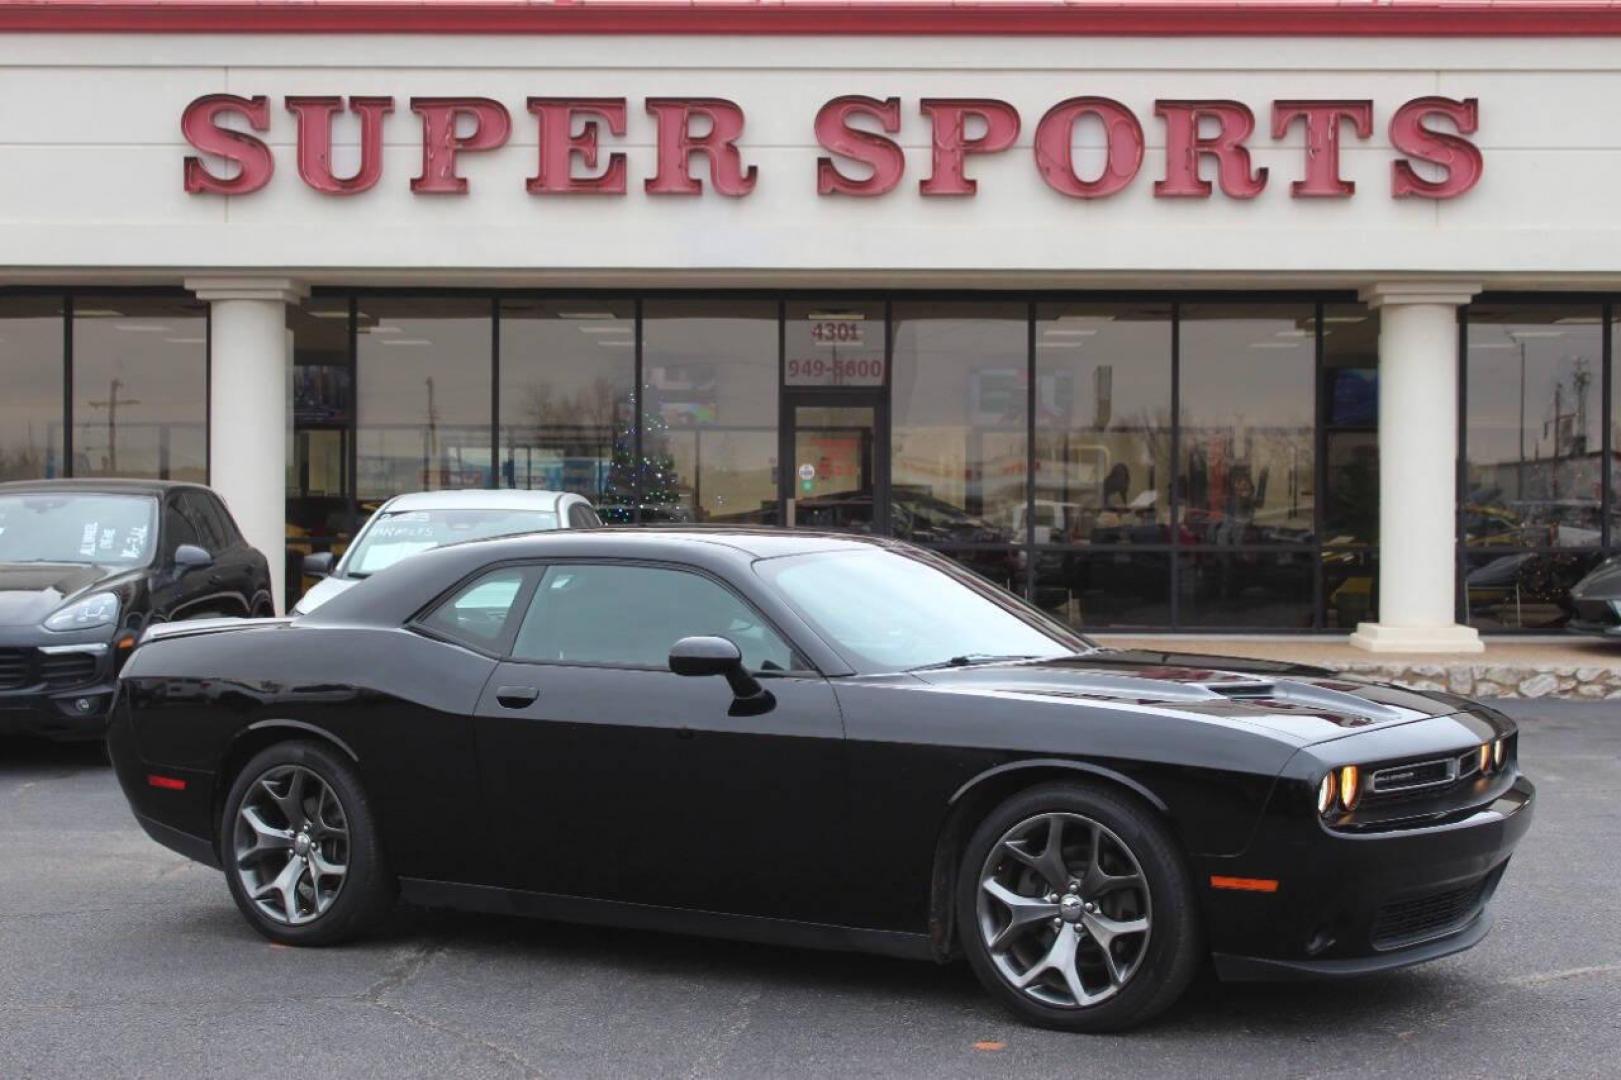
[1202,774,1534,980]
[0,683,117,739]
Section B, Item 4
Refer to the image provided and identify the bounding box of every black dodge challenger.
[108,529,1533,1031]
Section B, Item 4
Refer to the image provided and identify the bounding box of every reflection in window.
[1034,303,1171,546]
[287,297,355,610]
[1178,304,1316,546]
[514,563,795,671]
[0,296,64,481]
[642,300,777,524]
[1464,549,1599,630]
[1032,549,1171,629]
[892,302,1026,545]
[1321,305,1380,545]
[1466,305,1602,548]
[1177,549,1315,628]
[72,296,208,481]
[356,298,492,501]
[499,300,635,504]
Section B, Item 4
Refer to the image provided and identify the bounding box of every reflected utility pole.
[86,378,139,474]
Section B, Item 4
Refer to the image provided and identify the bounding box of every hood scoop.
[991,670,1410,724]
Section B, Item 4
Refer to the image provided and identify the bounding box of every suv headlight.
[44,592,119,632]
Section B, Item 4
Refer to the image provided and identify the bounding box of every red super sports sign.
[181,94,1482,201]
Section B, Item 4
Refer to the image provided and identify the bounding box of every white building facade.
[4,0,1620,649]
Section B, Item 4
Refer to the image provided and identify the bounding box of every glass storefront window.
[498,299,635,503]
[1177,549,1316,628]
[1034,302,1172,545]
[1321,304,1380,545]
[785,300,886,390]
[287,297,355,610]
[1463,549,1601,630]
[642,299,778,525]
[1033,549,1172,630]
[72,295,207,481]
[1466,304,1603,548]
[1178,303,1316,546]
[356,297,492,501]
[0,296,65,481]
[891,301,1026,546]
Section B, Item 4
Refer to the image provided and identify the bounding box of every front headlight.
[44,591,120,632]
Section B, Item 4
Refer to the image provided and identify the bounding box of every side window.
[164,497,199,552]
[179,492,226,551]
[568,503,601,529]
[418,568,529,651]
[203,494,243,545]
[511,563,796,672]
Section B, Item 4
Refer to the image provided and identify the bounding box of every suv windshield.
[344,508,559,577]
[756,547,1087,673]
[0,493,158,566]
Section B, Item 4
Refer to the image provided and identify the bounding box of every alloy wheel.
[232,764,350,926]
[975,811,1152,1009]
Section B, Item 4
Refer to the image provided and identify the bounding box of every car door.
[472,560,848,925]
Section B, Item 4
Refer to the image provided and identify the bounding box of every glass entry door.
[783,397,885,533]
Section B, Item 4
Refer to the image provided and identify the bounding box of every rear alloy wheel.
[222,741,394,945]
[957,783,1199,1031]
[234,764,349,926]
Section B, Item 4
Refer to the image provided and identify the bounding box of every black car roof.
[0,478,201,496]
[298,526,904,629]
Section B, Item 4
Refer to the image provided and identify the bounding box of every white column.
[185,276,307,616]
[1349,282,1483,654]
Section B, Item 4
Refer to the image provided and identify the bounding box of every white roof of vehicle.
[377,489,578,513]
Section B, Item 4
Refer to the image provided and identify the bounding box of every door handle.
[496,685,539,709]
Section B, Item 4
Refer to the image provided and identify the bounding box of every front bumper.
[0,638,118,739]
[1200,773,1534,980]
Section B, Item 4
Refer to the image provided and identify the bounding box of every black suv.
[0,479,273,740]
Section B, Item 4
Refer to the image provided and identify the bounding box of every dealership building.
[4,0,1621,650]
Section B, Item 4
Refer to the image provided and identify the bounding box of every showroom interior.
[1,288,1611,635]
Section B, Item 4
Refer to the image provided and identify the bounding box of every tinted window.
[511,563,795,672]
[419,568,529,650]
[180,491,228,551]
[568,503,600,529]
[164,497,199,551]
[757,548,1080,673]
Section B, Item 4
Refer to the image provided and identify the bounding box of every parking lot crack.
[359,942,547,1077]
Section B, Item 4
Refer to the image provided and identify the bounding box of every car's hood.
[909,648,1455,745]
[292,575,357,614]
[0,561,127,626]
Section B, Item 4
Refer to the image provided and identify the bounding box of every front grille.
[0,649,29,690]
[1371,878,1488,949]
[39,651,100,689]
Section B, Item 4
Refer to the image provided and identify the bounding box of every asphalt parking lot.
[2,701,1618,1079]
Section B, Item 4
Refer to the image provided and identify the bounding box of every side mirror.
[669,635,765,701]
[302,551,335,579]
[174,544,213,571]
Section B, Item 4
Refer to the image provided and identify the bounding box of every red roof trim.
[0,2,1616,38]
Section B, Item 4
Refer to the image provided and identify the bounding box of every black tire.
[220,739,395,946]
[956,781,1200,1032]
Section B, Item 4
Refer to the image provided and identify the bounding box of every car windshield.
[344,508,560,577]
[756,547,1087,673]
[0,493,158,566]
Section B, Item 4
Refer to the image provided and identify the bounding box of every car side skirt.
[398,878,937,962]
